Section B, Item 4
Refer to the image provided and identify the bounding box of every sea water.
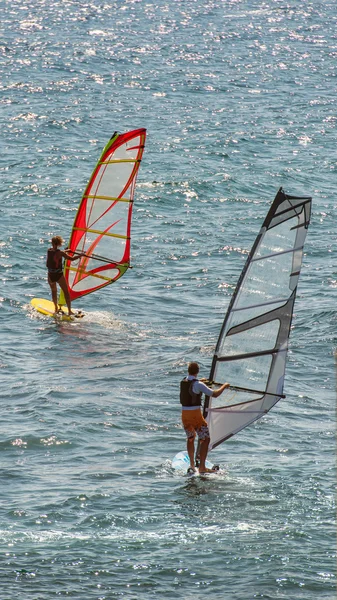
[0,1,335,598]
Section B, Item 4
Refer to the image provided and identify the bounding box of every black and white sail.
[205,188,312,450]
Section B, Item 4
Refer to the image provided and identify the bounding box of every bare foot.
[187,467,197,474]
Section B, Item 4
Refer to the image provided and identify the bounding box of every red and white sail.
[59,128,146,303]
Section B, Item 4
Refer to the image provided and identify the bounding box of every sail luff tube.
[59,128,146,304]
[204,187,312,451]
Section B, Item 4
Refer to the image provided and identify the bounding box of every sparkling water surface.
[1,1,335,598]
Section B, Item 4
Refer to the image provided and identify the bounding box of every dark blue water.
[1,1,335,598]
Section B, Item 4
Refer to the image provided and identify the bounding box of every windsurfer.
[180,362,229,473]
[46,236,83,316]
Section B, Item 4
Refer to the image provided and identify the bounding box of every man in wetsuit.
[180,362,229,473]
[46,235,83,316]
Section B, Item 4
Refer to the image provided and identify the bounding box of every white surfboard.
[171,450,219,476]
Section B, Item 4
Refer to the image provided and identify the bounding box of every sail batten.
[73,227,129,240]
[66,267,115,282]
[84,195,132,203]
[232,297,290,312]
[251,245,304,263]
[216,348,287,362]
[205,187,312,451]
[99,159,140,164]
[59,128,146,303]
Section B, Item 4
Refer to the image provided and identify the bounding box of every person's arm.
[196,380,230,397]
[212,382,230,398]
[195,381,228,396]
[61,250,84,261]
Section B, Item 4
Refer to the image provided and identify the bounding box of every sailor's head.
[188,362,199,376]
[51,235,64,248]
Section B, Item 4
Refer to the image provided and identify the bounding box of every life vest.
[47,248,63,272]
[180,378,202,407]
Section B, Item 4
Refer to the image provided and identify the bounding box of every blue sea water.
[0,1,336,598]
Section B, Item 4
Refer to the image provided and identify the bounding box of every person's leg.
[181,411,198,472]
[196,417,214,473]
[57,275,73,315]
[186,433,196,471]
[48,276,58,312]
[198,436,211,472]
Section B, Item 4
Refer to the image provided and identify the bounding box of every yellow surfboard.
[30,298,84,321]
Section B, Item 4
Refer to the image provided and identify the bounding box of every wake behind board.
[172,451,221,477]
[31,298,84,322]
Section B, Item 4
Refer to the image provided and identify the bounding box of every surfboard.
[30,298,84,321]
[171,450,219,476]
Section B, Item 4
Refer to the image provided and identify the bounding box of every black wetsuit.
[47,248,63,282]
